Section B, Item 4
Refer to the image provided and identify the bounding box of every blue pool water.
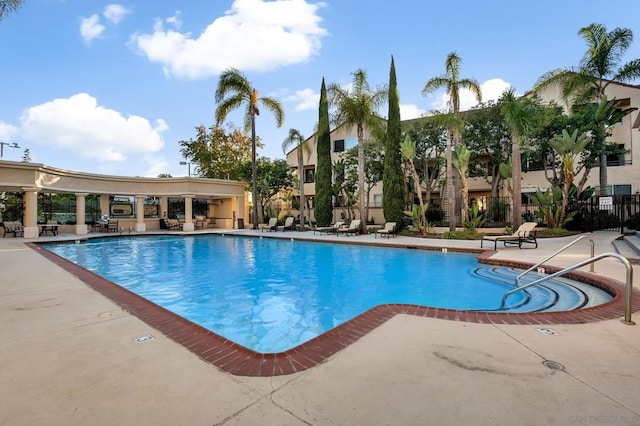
[44,235,610,353]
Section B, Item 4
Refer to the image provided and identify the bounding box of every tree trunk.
[298,149,305,229]
[511,142,522,229]
[357,124,366,233]
[446,131,455,231]
[599,153,608,195]
[251,114,259,229]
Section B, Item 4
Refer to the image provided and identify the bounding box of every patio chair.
[375,222,397,239]
[481,222,538,250]
[281,216,295,231]
[2,221,24,238]
[337,219,361,236]
[313,221,345,235]
[260,217,278,232]
[107,219,119,233]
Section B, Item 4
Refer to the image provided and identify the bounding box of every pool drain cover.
[542,360,565,371]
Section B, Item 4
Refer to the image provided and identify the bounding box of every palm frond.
[260,97,285,127]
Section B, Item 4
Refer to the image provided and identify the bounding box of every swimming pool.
[43,235,612,353]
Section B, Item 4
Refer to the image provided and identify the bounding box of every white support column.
[74,193,88,235]
[22,188,38,239]
[135,195,146,232]
[160,196,168,219]
[99,195,110,218]
[182,194,194,231]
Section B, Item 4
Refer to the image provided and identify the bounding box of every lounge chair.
[375,222,397,239]
[163,218,181,230]
[281,216,295,231]
[314,221,345,235]
[481,222,538,249]
[260,217,278,232]
[337,219,361,236]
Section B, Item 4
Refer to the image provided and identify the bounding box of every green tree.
[315,78,333,227]
[179,124,254,180]
[400,134,427,236]
[345,137,384,224]
[383,56,405,226]
[452,144,471,221]
[21,148,30,163]
[328,69,386,232]
[500,89,543,228]
[549,129,590,226]
[422,52,481,230]
[240,158,293,222]
[534,23,640,193]
[214,68,284,229]
[282,128,311,229]
[0,0,22,20]
[157,173,172,178]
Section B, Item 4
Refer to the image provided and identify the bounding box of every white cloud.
[80,14,105,44]
[0,121,19,140]
[400,104,426,120]
[103,4,130,24]
[142,156,171,177]
[19,93,167,162]
[285,88,319,111]
[165,11,182,29]
[428,78,512,112]
[130,0,328,79]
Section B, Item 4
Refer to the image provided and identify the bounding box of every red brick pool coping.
[29,240,640,377]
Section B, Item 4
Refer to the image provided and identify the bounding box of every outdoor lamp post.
[179,161,191,177]
[0,141,20,158]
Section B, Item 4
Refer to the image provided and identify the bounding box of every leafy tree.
[423,52,481,230]
[179,124,255,180]
[157,173,172,178]
[462,100,512,198]
[500,89,544,228]
[315,78,333,227]
[282,128,310,228]
[534,23,640,193]
[0,0,21,20]
[328,69,386,232]
[400,134,427,236]
[452,145,471,221]
[214,68,284,229]
[240,158,293,223]
[383,56,405,226]
[404,119,447,208]
[549,129,590,226]
[344,137,384,224]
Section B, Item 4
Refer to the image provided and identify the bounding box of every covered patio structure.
[0,161,248,239]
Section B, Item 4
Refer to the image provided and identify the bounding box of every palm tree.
[549,129,590,226]
[214,68,284,229]
[328,69,386,232]
[452,145,471,222]
[500,89,540,229]
[423,52,481,231]
[282,129,310,229]
[400,134,427,236]
[0,0,22,20]
[534,23,640,193]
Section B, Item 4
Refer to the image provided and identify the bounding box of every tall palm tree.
[214,68,284,229]
[534,23,640,193]
[328,69,386,232]
[423,52,481,231]
[282,129,310,229]
[500,89,540,229]
[0,0,22,20]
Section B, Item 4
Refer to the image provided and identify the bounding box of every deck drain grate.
[542,360,565,371]
[134,334,155,344]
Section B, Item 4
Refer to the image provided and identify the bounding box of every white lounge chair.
[337,219,361,236]
[375,222,397,239]
[481,222,538,249]
[314,221,345,235]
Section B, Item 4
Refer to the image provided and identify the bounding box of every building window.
[334,139,345,152]
[373,194,383,207]
[304,168,315,183]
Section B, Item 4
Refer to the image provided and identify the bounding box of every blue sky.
[1,0,639,178]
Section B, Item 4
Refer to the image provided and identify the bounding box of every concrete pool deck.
[1,230,639,425]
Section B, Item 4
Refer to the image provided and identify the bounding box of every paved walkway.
[1,230,639,425]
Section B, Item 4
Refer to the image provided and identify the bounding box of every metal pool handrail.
[515,236,595,288]
[500,252,635,325]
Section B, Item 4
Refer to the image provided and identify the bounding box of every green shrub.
[441,230,482,240]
